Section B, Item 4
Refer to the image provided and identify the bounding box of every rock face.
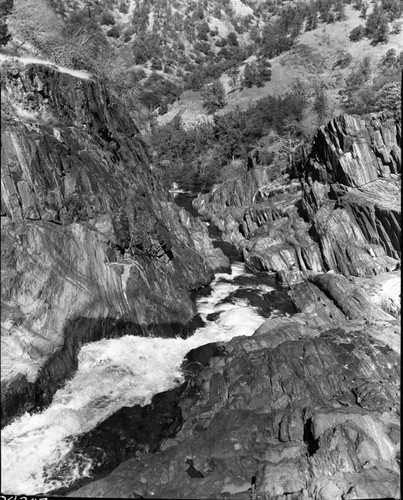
[194,112,400,285]
[2,59,400,500]
[307,113,400,186]
[69,281,400,499]
[0,59,228,426]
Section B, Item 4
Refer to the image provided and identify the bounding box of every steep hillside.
[158,3,403,127]
[3,0,402,130]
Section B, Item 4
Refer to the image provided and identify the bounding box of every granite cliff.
[0,58,228,427]
[195,112,401,285]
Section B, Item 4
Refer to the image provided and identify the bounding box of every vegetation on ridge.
[1,0,402,195]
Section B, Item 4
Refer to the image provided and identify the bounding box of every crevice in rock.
[303,418,319,456]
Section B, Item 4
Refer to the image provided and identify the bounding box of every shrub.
[0,0,13,46]
[151,58,163,70]
[197,22,209,41]
[313,85,329,123]
[99,10,116,26]
[122,30,133,42]
[376,81,401,113]
[391,20,402,34]
[349,25,365,41]
[195,40,210,55]
[227,31,238,46]
[202,79,227,114]
[242,62,267,88]
[381,0,403,21]
[119,1,128,14]
[373,17,390,44]
[107,25,120,38]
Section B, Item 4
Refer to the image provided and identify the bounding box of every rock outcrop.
[0,58,228,426]
[1,59,400,500]
[69,278,400,499]
[194,112,400,285]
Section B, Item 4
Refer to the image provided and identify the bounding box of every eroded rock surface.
[194,112,401,285]
[1,60,400,500]
[68,112,401,499]
[69,295,400,499]
[1,60,228,426]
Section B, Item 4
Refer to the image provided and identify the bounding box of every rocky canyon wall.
[0,59,228,426]
[68,112,401,500]
[194,112,401,285]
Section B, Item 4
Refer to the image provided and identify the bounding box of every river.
[1,195,294,495]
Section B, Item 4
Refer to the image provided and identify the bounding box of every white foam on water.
[1,262,269,495]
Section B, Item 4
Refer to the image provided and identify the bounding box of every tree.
[373,15,390,43]
[313,85,329,124]
[0,0,13,46]
[365,3,381,37]
[349,25,365,41]
[257,58,272,83]
[8,0,62,55]
[119,1,128,14]
[99,10,115,26]
[202,79,227,114]
[107,26,120,38]
[227,31,238,46]
[243,62,259,88]
[197,22,209,41]
[375,82,400,113]
[227,66,239,90]
[54,11,110,71]
[380,48,397,67]
[305,8,318,31]
[335,0,347,21]
[381,0,403,21]
[391,20,402,34]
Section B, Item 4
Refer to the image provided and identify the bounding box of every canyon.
[1,58,228,427]
[1,58,400,500]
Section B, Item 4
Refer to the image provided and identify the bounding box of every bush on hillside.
[0,0,13,46]
[99,11,115,26]
[243,60,271,88]
[202,79,227,114]
[381,0,403,21]
[227,31,238,46]
[313,85,330,124]
[119,1,128,14]
[148,86,310,194]
[243,62,260,88]
[107,25,120,38]
[391,20,402,34]
[349,25,365,41]
[139,73,182,113]
[376,81,401,114]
